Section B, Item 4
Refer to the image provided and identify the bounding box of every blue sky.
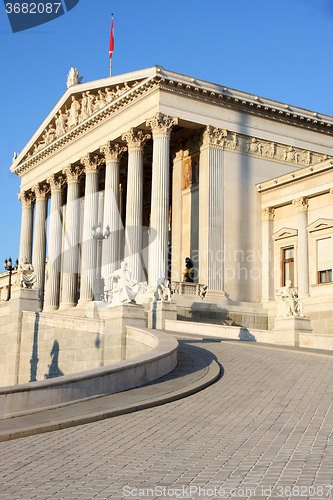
[0,0,332,261]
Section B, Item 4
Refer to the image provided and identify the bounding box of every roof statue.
[66,67,83,89]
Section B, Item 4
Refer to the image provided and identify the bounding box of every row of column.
[261,196,310,302]
[18,113,178,311]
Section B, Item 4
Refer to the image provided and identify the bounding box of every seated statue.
[157,273,172,301]
[108,261,140,306]
[15,257,36,289]
[276,280,304,318]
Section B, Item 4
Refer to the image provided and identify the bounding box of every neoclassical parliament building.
[5,66,333,335]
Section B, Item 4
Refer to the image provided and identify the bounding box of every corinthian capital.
[80,153,101,173]
[47,173,65,192]
[261,207,275,221]
[146,113,178,138]
[122,128,151,151]
[201,125,227,147]
[292,197,309,211]
[100,141,127,162]
[63,164,82,183]
[18,190,35,208]
[32,182,50,200]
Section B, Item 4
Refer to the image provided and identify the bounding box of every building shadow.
[45,340,64,379]
[30,312,40,382]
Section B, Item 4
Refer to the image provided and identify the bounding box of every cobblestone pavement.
[0,339,332,500]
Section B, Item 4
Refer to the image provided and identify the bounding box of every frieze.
[220,130,330,166]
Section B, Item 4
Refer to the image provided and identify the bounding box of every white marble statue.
[86,91,95,116]
[276,280,304,318]
[108,261,140,306]
[67,96,80,128]
[66,67,83,88]
[157,273,172,301]
[97,90,107,110]
[80,92,89,121]
[55,110,67,137]
[15,257,36,289]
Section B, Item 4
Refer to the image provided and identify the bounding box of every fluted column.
[18,191,34,263]
[122,128,150,282]
[32,183,49,311]
[100,142,126,287]
[146,113,178,288]
[60,165,82,308]
[171,149,184,282]
[79,154,100,303]
[199,126,227,294]
[261,207,275,302]
[44,174,65,311]
[293,197,309,296]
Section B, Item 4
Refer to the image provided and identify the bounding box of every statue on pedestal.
[15,257,36,289]
[276,280,304,318]
[157,273,172,301]
[108,261,140,306]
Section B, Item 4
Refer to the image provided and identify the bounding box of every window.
[317,238,332,283]
[282,247,294,286]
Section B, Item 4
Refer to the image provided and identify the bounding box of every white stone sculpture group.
[15,257,36,289]
[276,280,304,318]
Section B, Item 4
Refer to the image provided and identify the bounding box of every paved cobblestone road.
[0,339,332,500]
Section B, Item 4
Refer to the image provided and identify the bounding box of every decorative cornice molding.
[47,173,66,192]
[32,182,50,200]
[122,128,151,151]
[100,141,127,162]
[63,164,82,183]
[18,191,35,208]
[261,207,275,221]
[145,112,178,138]
[292,197,309,211]
[80,153,102,174]
[201,126,228,147]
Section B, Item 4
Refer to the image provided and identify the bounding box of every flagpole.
[110,13,113,78]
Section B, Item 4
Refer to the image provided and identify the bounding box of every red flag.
[109,15,114,59]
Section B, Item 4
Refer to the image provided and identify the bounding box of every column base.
[207,289,228,301]
[58,302,77,311]
[43,305,59,313]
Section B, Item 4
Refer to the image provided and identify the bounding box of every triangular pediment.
[273,227,298,240]
[306,218,333,232]
[10,67,158,175]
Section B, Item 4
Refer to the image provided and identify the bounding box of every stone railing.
[171,281,207,299]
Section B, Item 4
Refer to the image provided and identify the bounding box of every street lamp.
[91,223,110,301]
[3,257,18,301]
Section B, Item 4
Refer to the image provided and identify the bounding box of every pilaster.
[261,207,275,302]
[292,196,310,296]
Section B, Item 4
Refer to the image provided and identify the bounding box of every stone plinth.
[10,287,39,313]
[148,300,177,330]
[85,300,107,319]
[273,316,312,346]
[100,304,146,362]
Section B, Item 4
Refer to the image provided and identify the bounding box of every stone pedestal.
[273,316,312,347]
[10,288,39,313]
[85,300,108,319]
[100,303,146,362]
[148,300,178,330]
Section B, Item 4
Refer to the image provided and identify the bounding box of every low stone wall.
[0,327,178,420]
[165,319,274,343]
[165,319,333,351]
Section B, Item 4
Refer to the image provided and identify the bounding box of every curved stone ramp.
[0,341,220,442]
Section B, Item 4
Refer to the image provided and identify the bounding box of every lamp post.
[3,257,18,301]
[91,223,110,301]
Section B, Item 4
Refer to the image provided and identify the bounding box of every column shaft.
[44,176,64,311]
[293,198,309,296]
[32,184,49,311]
[18,192,34,263]
[171,151,183,282]
[60,166,81,308]
[79,155,99,303]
